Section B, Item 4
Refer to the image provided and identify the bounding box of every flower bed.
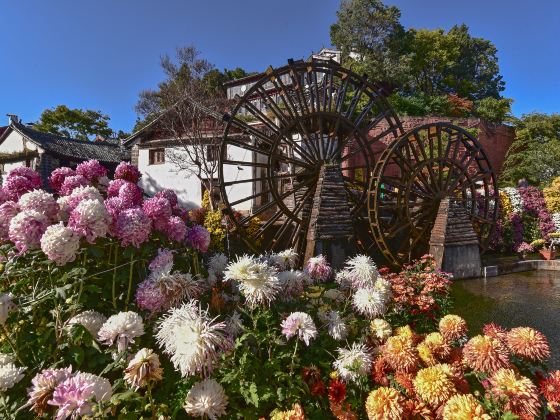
[0,162,558,418]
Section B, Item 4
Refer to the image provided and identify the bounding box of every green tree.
[34,105,114,140]
[501,113,560,186]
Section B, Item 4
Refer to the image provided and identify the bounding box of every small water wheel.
[368,122,499,267]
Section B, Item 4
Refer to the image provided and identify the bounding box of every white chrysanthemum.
[503,187,522,213]
[68,199,110,243]
[0,293,16,325]
[335,269,353,290]
[0,362,25,391]
[281,312,317,346]
[40,222,81,266]
[225,311,243,337]
[352,287,387,319]
[334,343,374,383]
[75,372,112,402]
[18,189,59,221]
[156,301,230,377]
[323,288,345,302]
[224,255,280,307]
[56,196,71,222]
[326,310,347,341]
[278,270,306,301]
[208,253,228,276]
[68,186,103,205]
[67,310,107,337]
[552,212,560,232]
[0,354,15,365]
[269,249,298,270]
[184,378,228,419]
[98,311,144,352]
[344,254,378,289]
[373,277,392,301]
[371,318,392,341]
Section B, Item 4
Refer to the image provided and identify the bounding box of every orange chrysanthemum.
[394,372,415,396]
[506,327,551,362]
[489,368,541,420]
[439,315,468,342]
[373,356,391,386]
[442,394,490,420]
[462,335,510,374]
[423,332,451,359]
[365,387,406,420]
[382,335,419,373]
[482,323,508,343]
[413,364,456,408]
[539,370,560,403]
[330,400,358,420]
[270,403,305,420]
[404,399,434,419]
[395,325,422,345]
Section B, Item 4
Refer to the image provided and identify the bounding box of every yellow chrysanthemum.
[413,364,456,408]
[423,332,451,359]
[506,327,551,362]
[442,394,490,420]
[499,191,513,217]
[365,387,405,420]
[382,335,419,373]
[489,368,541,420]
[462,335,510,374]
[270,403,305,420]
[417,342,437,366]
[395,325,414,338]
[370,319,392,342]
[439,315,468,342]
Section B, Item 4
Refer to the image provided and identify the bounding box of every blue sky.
[2,0,559,133]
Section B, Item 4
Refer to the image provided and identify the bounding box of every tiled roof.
[10,123,130,163]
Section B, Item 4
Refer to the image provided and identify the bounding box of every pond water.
[451,270,560,369]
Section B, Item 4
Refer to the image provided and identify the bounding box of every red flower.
[540,371,560,403]
[328,379,346,403]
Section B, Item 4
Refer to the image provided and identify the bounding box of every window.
[149,148,165,165]
[206,144,219,162]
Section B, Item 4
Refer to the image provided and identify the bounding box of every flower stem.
[125,253,135,309]
[290,339,299,375]
[1,324,23,365]
[147,382,156,420]
[111,245,118,309]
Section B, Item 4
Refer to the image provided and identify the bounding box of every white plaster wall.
[0,131,41,180]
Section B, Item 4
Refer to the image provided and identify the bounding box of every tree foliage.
[501,113,560,186]
[34,105,114,141]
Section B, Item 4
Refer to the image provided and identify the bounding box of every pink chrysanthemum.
[75,159,107,182]
[67,186,103,212]
[0,188,7,204]
[149,248,174,274]
[18,190,59,221]
[59,175,89,196]
[118,182,143,207]
[3,167,42,201]
[8,210,49,252]
[155,189,179,208]
[164,216,187,242]
[172,205,189,222]
[49,167,75,193]
[489,368,541,420]
[305,255,332,282]
[0,201,19,242]
[281,312,318,346]
[114,162,141,183]
[462,335,510,374]
[540,370,560,403]
[143,197,173,231]
[28,367,73,416]
[107,179,128,197]
[483,323,508,343]
[186,225,211,253]
[68,199,110,243]
[439,315,468,342]
[506,327,551,362]
[115,208,152,248]
[136,272,203,314]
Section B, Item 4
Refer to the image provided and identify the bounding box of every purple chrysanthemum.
[164,216,186,242]
[305,255,332,283]
[143,197,172,231]
[68,199,110,243]
[155,189,179,208]
[118,182,143,207]
[114,162,141,183]
[49,167,75,193]
[115,208,152,248]
[3,167,42,201]
[59,175,89,196]
[149,248,174,274]
[75,159,107,182]
[172,205,189,222]
[8,210,49,252]
[0,201,19,242]
[186,225,211,253]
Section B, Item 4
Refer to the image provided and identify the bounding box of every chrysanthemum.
[184,378,228,419]
[413,364,456,408]
[3,167,42,201]
[225,311,243,337]
[49,167,76,193]
[482,323,508,343]
[442,394,490,420]
[423,332,451,359]
[118,182,144,207]
[328,378,346,404]
[271,403,306,420]
[417,342,437,367]
[67,310,107,337]
[0,362,25,391]
[325,310,347,341]
[164,215,187,242]
[352,287,387,319]
[115,208,152,248]
[269,249,299,270]
[439,315,468,342]
[114,162,141,183]
[28,367,73,415]
[40,223,81,266]
[381,335,419,373]
[489,368,541,420]
[124,348,163,390]
[18,189,59,221]
[143,196,172,231]
[98,311,144,352]
[156,301,230,377]
[75,159,107,182]
[0,201,19,242]
[539,370,560,403]
[323,288,345,302]
[365,387,405,420]
[305,255,332,282]
[187,225,211,253]
[462,335,510,374]
[59,174,89,196]
[278,270,306,301]
[136,272,204,314]
[0,354,14,365]
[0,293,16,325]
[224,255,280,307]
[335,269,353,290]
[281,312,317,345]
[370,319,392,342]
[208,253,228,276]
[9,210,49,252]
[344,254,378,289]
[68,199,110,243]
[333,343,373,383]
[506,327,550,362]
[148,248,174,275]
[107,178,128,198]
[67,186,104,212]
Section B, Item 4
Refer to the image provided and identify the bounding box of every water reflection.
[452,270,560,369]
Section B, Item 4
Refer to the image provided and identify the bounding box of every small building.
[0,116,130,187]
